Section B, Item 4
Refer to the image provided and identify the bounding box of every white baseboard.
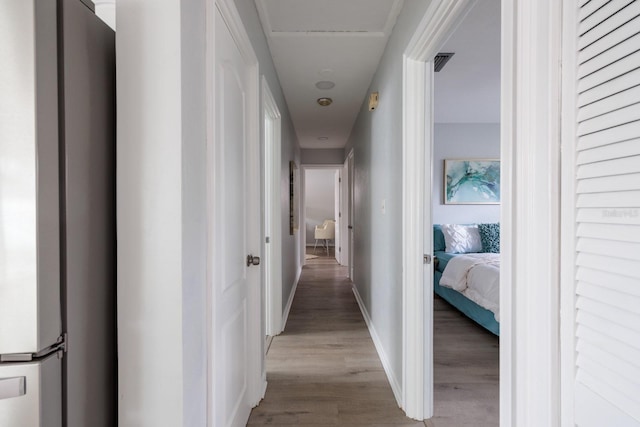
[281,266,302,332]
[351,283,403,407]
[260,378,268,401]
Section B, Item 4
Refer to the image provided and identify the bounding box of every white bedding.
[439,253,500,321]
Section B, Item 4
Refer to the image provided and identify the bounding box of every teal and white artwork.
[444,159,500,204]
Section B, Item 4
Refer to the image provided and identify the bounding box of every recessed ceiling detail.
[315,81,336,90]
[256,0,404,149]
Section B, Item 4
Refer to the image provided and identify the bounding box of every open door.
[210,4,262,425]
[334,170,341,264]
[401,1,476,419]
[345,150,355,280]
[262,77,282,337]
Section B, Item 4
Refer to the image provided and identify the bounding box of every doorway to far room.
[303,167,341,263]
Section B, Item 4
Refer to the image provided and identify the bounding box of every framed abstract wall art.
[289,161,299,234]
[444,159,500,204]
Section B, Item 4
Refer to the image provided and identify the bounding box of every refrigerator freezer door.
[0,0,61,355]
[0,377,25,400]
[0,352,62,427]
[59,1,117,425]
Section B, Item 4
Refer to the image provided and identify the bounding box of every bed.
[433,224,500,336]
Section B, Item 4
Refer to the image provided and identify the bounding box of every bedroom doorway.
[401,0,504,421]
[430,0,501,424]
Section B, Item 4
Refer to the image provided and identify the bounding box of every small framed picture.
[444,159,500,204]
[289,161,299,234]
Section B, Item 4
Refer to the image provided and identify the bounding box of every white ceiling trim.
[267,32,388,38]
[256,0,403,37]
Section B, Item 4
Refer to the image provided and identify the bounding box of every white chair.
[314,220,336,255]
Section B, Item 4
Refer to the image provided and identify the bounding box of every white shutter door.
[573,1,640,426]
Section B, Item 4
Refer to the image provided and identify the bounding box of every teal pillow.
[478,223,500,253]
[433,224,446,251]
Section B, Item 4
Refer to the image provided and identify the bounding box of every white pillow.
[440,224,482,253]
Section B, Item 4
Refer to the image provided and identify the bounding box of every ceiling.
[256,0,501,149]
[256,0,403,149]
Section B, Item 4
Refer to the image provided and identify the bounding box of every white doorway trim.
[401,0,477,420]
[502,1,563,426]
[207,0,264,423]
[262,77,283,337]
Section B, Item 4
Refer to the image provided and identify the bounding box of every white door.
[347,151,355,279]
[340,161,349,268]
[212,6,260,426]
[562,1,640,425]
[262,78,282,337]
[334,170,341,263]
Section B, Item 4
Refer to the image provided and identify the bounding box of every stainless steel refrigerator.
[0,0,116,426]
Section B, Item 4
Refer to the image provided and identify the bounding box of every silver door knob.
[247,255,261,266]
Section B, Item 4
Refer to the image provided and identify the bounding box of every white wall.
[117,0,195,425]
[433,123,501,224]
[343,0,433,391]
[304,169,336,245]
[117,2,301,424]
[179,0,208,425]
[301,148,344,165]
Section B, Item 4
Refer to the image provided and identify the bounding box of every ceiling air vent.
[434,52,455,72]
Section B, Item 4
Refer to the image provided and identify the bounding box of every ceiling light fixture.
[315,81,335,90]
[317,97,333,107]
[318,137,329,141]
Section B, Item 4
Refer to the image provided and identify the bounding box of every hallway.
[248,254,424,426]
[248,252,499,426]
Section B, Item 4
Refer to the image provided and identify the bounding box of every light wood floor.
[248,253,498,427]
[433,296,499,426]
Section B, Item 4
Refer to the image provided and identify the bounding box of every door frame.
[502,1,564,426]
[402,0,565,424]
[401,0,476,419]
[262,77,283,337]
[206,0,264,424]
[560,1,578,424]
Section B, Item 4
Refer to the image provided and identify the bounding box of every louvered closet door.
[573,1,640,425]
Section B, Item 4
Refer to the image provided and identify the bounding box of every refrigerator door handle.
[0,376,26,400]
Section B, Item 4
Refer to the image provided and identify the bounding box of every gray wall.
[234,0,302,319]
[179,0,207,424]
[305,169,336,245]
[301,148,345,165]
[433,123,501,224]
[343,0,433,390]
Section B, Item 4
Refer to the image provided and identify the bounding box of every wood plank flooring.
[433,296,499,427]
[248,253,498,427]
